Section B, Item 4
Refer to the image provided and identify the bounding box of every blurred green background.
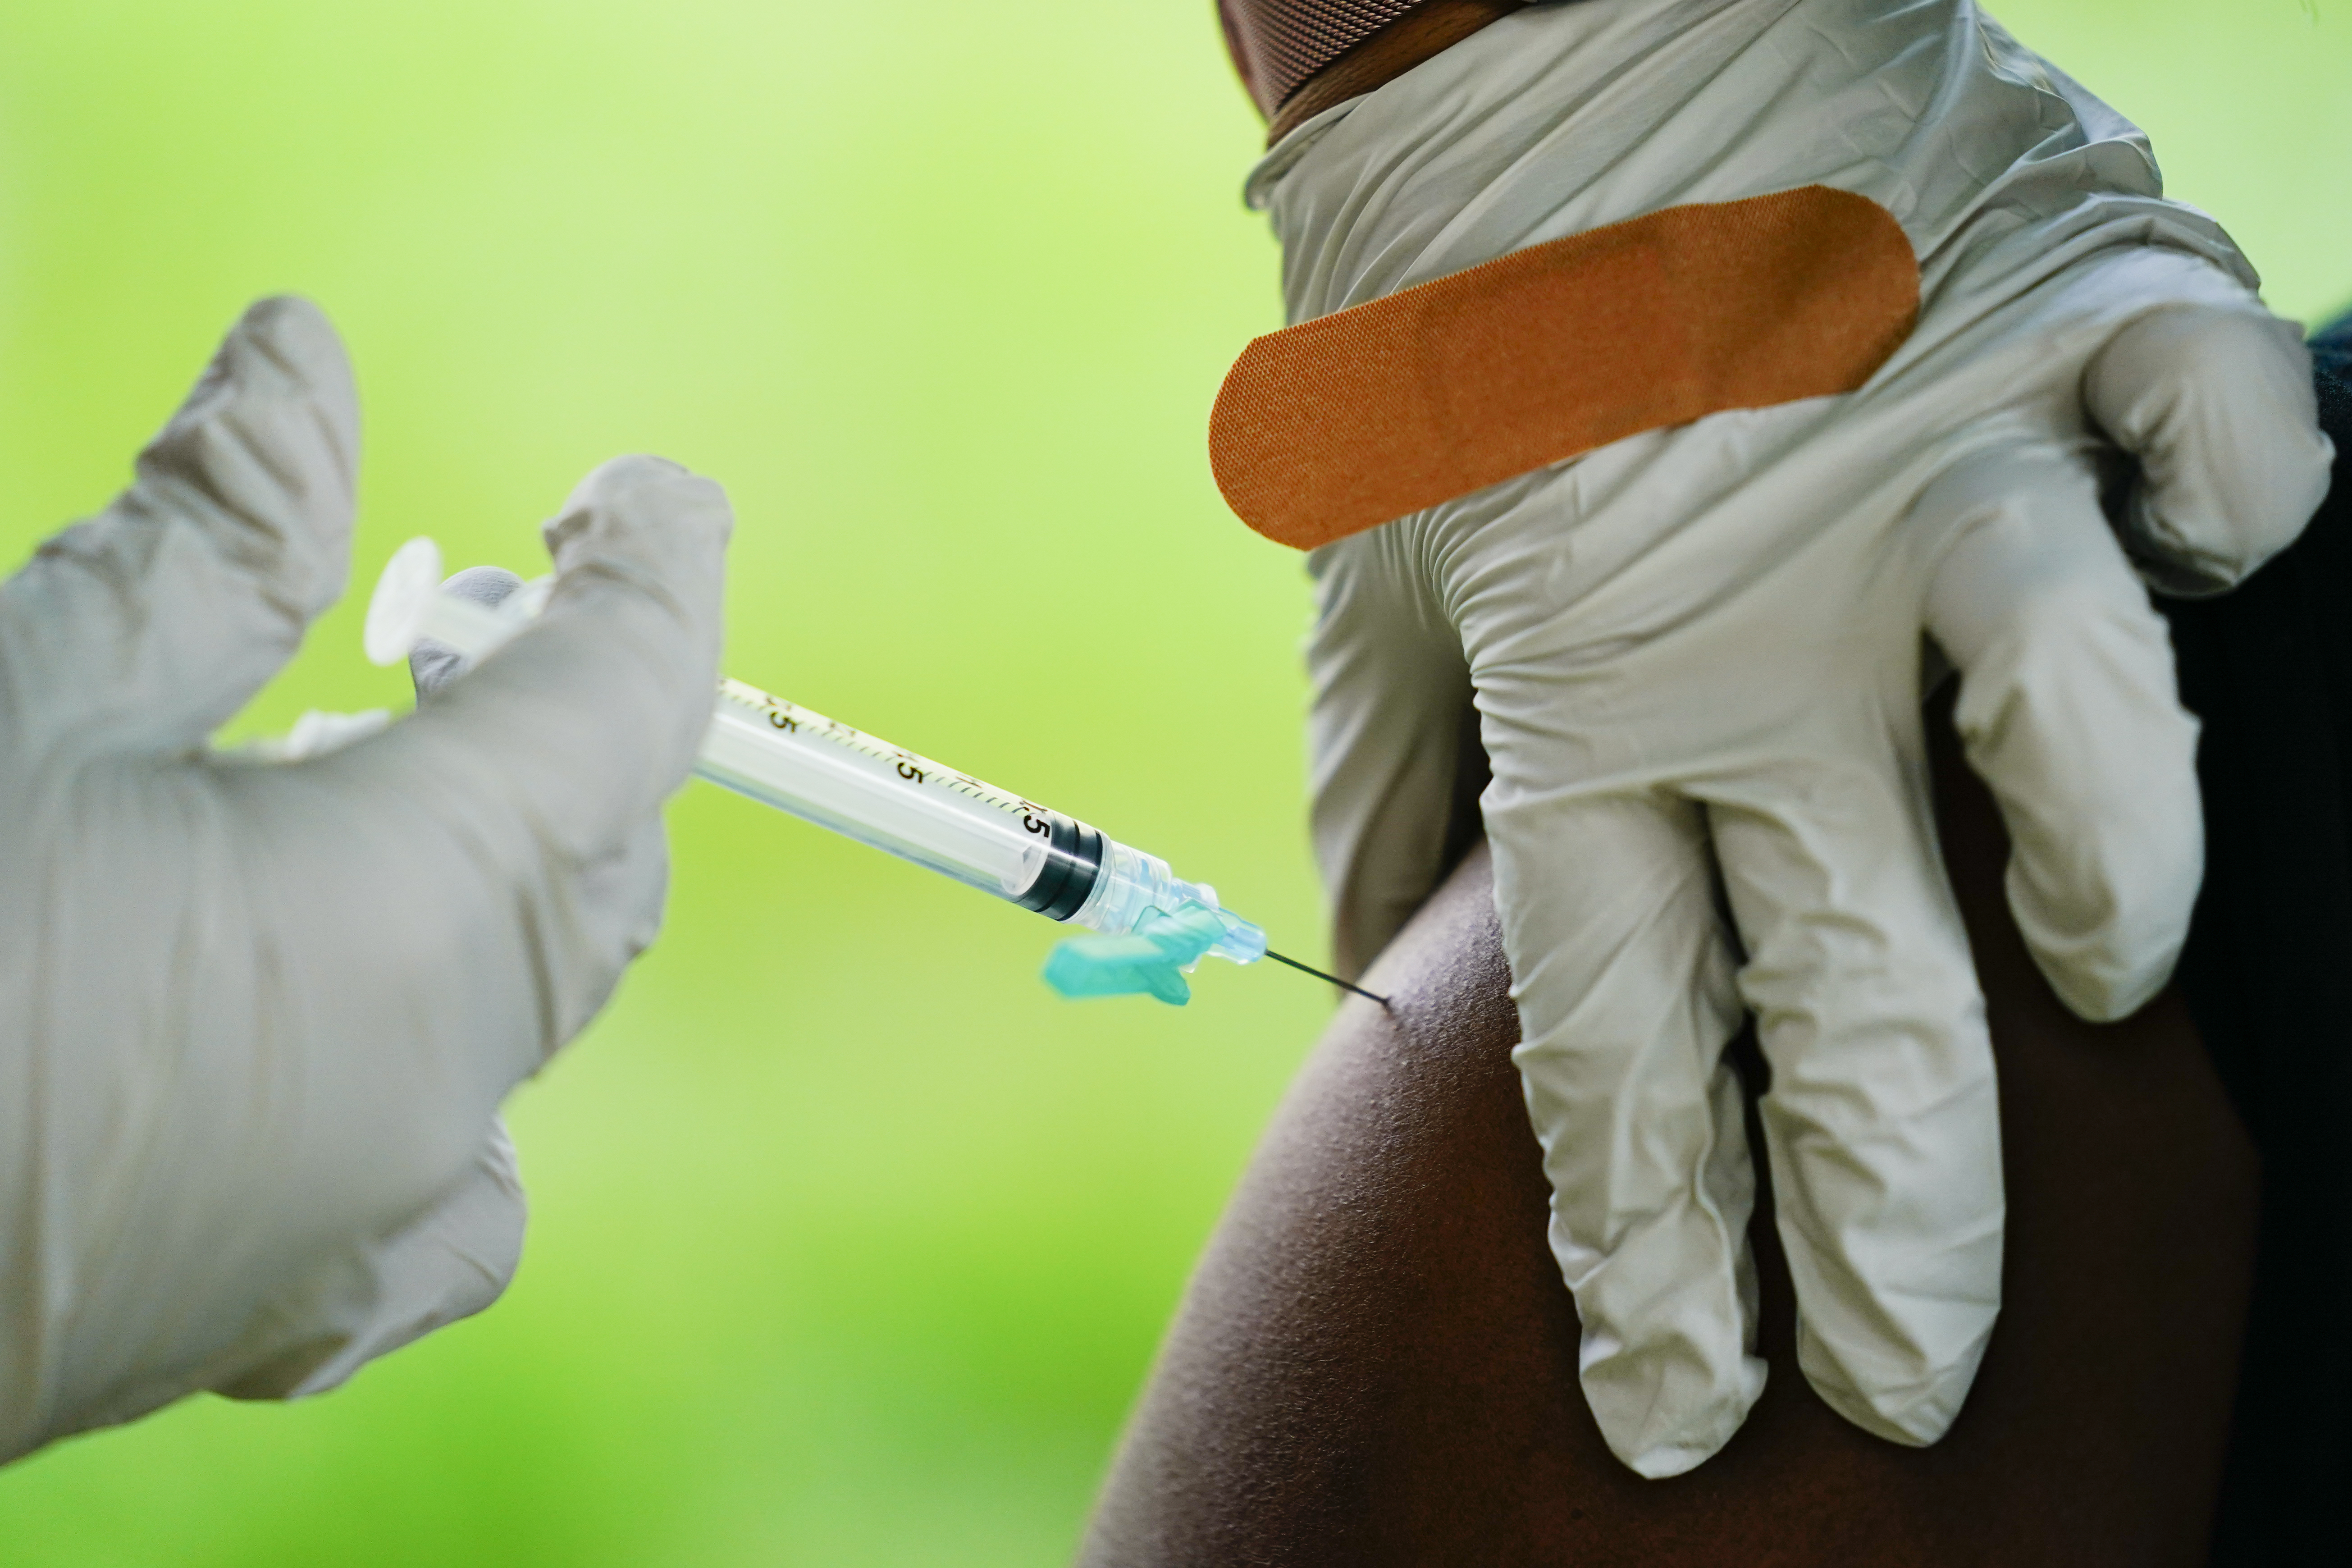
[0,1,2344,1562]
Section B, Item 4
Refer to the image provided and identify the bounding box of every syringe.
[362,538,1386,1006]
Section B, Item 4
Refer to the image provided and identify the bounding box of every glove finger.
[1920,447,2201,1020]
[370,454,730,867]
[1485,786,1760,1478]
[0,297,357,758]
[2085,303,2333,597]
[1305,529,1480,978]
[1700,747,2002,1450]
[270,456,722,1066]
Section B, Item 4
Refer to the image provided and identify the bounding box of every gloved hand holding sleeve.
[1273,0,2329,1479]
[0,297,731,1461]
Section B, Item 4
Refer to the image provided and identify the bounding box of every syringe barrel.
[702,680,1102,916]
[701,683,1263,961]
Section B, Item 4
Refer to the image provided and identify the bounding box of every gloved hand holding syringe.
[365,537,1384,1007]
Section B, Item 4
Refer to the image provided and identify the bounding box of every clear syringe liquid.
[363,538,1273,971]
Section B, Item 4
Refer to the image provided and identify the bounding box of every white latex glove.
[1274,0,2330,1478]
[0,297,731,1462]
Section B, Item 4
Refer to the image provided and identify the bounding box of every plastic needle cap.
[1042,905,1234,1006]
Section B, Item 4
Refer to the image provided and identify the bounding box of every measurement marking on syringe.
[722,679,1040,823]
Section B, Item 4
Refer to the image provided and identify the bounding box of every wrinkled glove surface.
[0,298,730,1461]
[1264,0,2331,1477]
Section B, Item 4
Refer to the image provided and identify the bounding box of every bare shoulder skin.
[1076,704,2256,1564]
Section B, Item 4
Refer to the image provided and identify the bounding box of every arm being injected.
[365,538,1384,1007]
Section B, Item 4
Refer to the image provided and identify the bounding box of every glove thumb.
[2085,304,2332,597]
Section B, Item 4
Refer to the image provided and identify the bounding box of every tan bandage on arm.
[1210,186,1919,550]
